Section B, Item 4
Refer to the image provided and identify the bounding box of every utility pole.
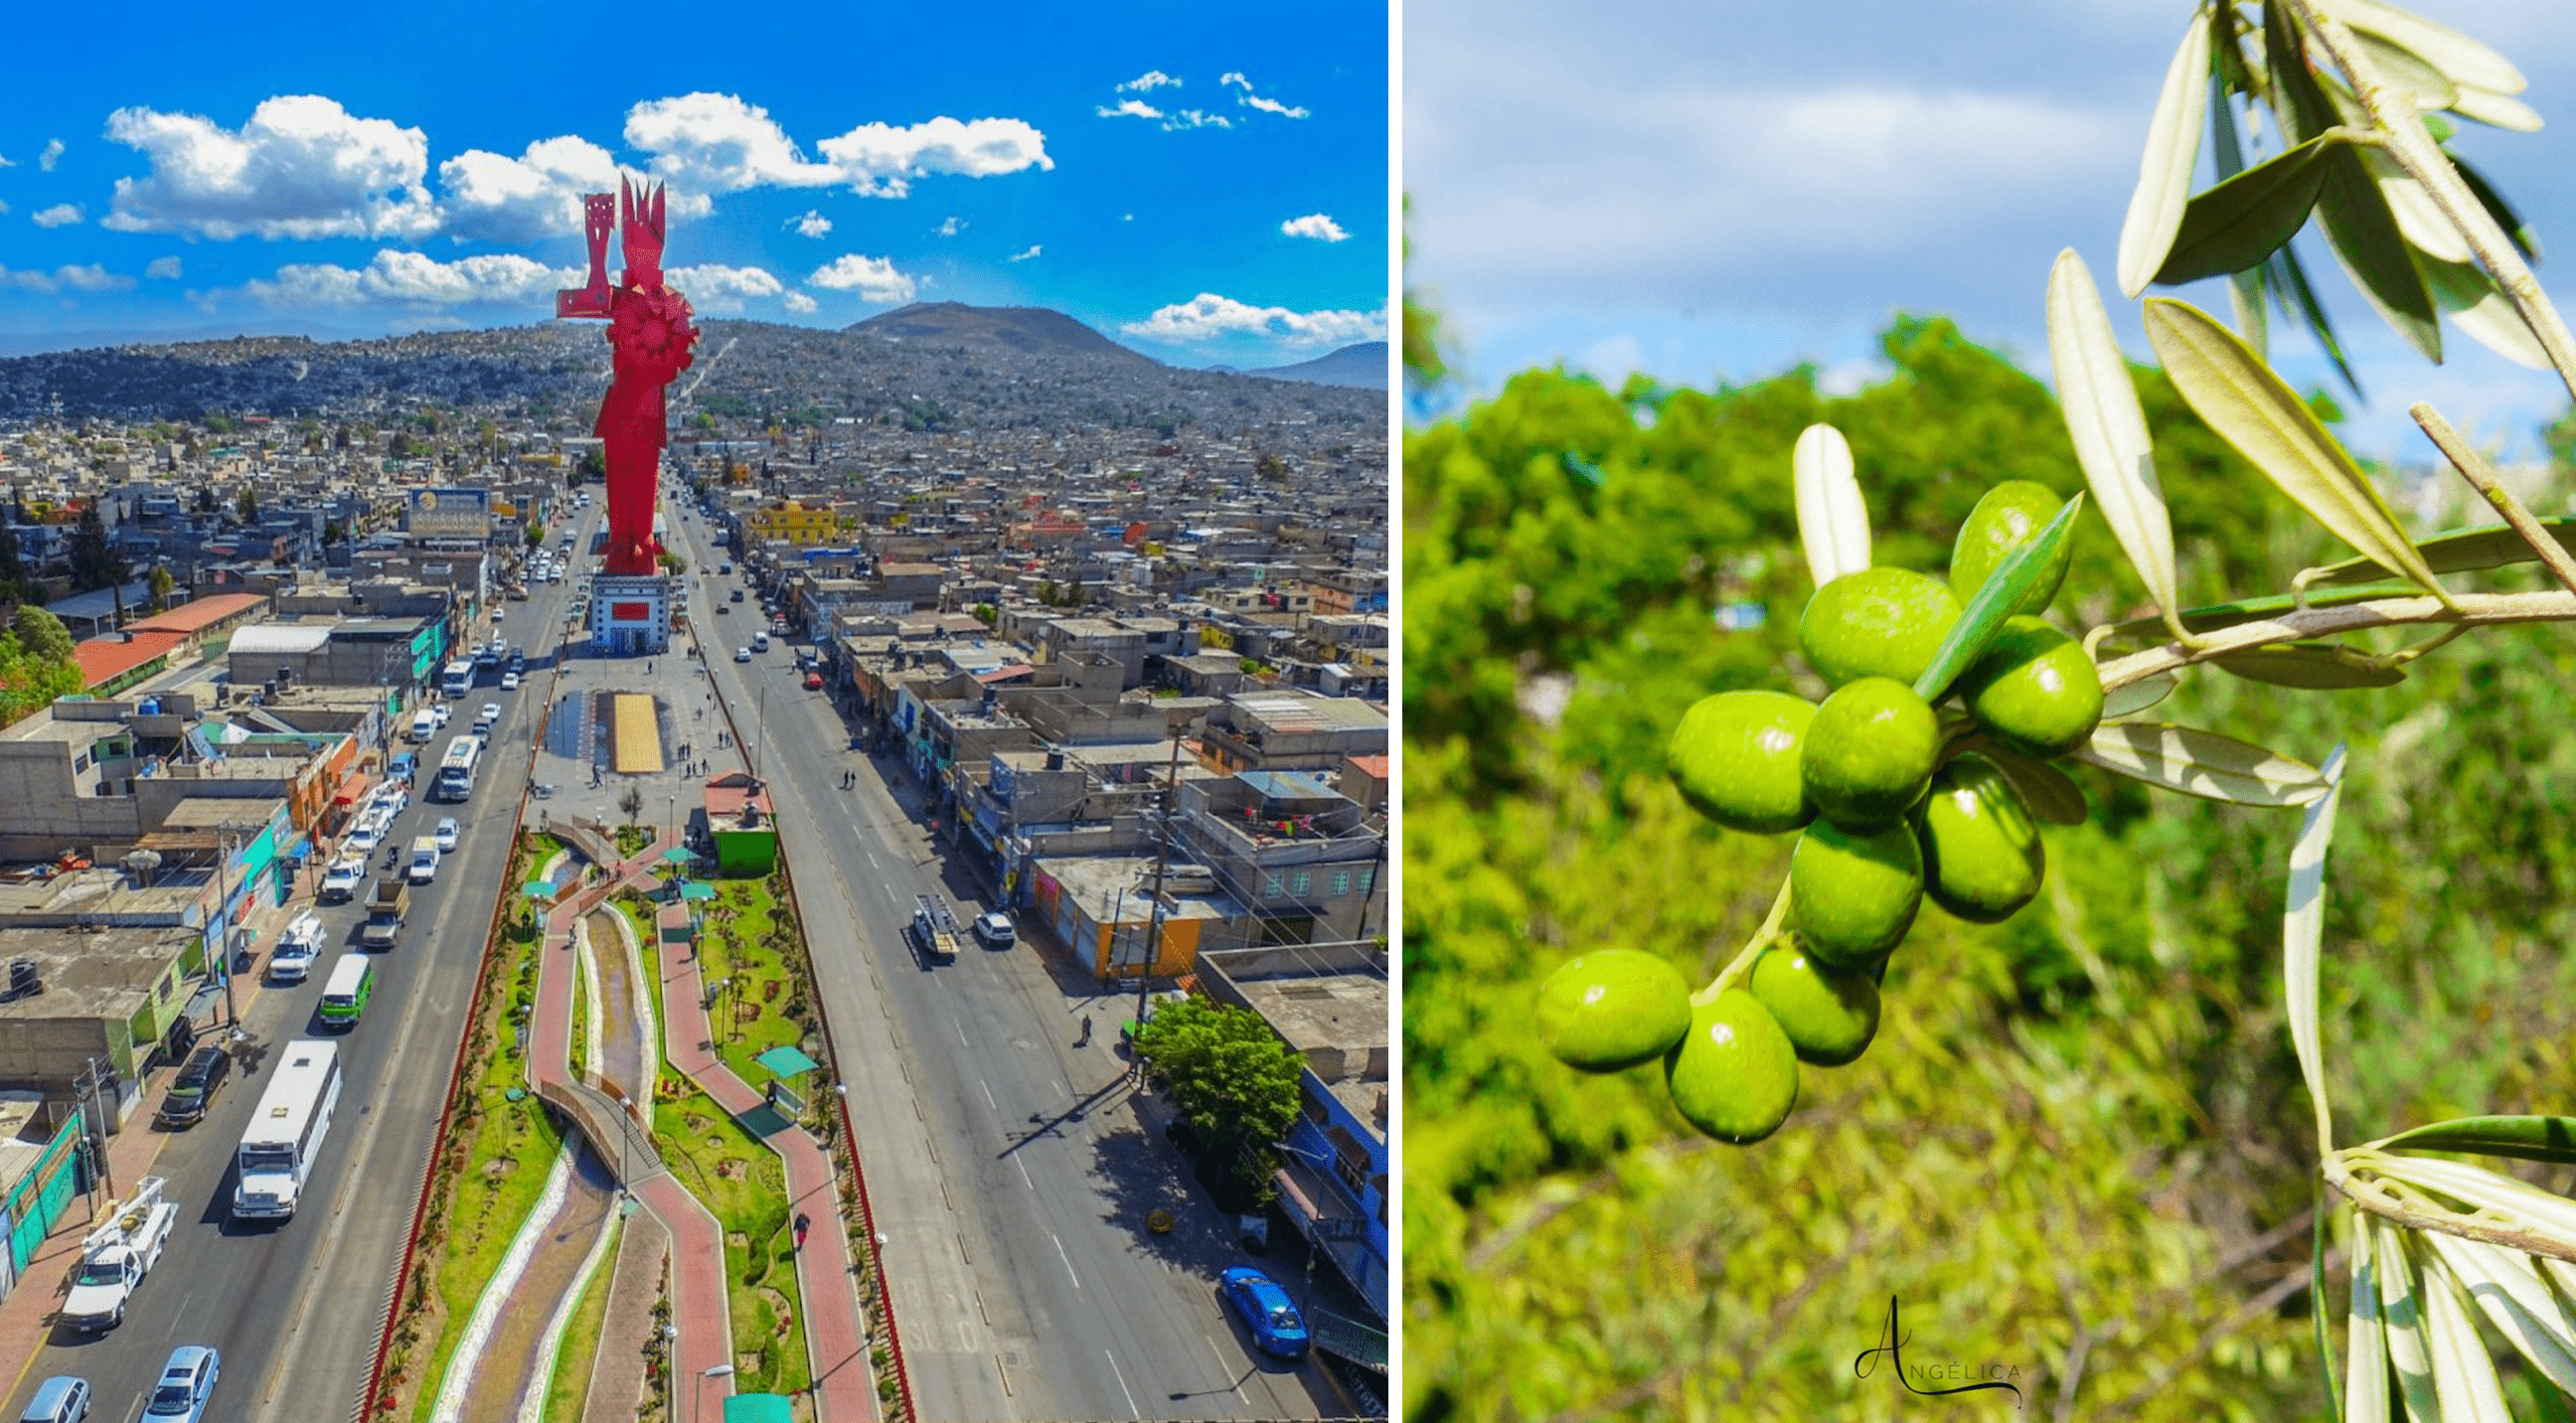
[76,1055,115,1204]
[1133,727,1184,1044]
[217,830,240,1031]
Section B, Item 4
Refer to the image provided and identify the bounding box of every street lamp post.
[690,1362,734,1423]
[217,830,241,1032]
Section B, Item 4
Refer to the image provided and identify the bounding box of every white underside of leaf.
[2362,146,2474,264]
[2348,1216,2394,1423]
[2449,85,2544,132]
[2417,1249,2514,1421]
[2330,0,2527,95]
[2076,721,2331,807]
[2424,257,2550,369]
[2419,1233,2576,1397]
[2118,13,2213,298]
[2284,743,2346,1161]
[1792,423,1869,588]
[2049,251,2181,622]
[2375,1220,2443,1421]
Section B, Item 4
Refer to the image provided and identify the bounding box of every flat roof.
[0,924,196,1020]
[1229,690,1386,733]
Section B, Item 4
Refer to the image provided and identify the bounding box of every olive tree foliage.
[1404,3,2576,1419]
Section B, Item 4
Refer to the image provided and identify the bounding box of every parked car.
[1218,1267,1310,1358]
[320,856,366,903]
[16,1374,90,1423]
[388,752,417,786]
[141,1345,218,1422]
[433,817,460,853]
[345,822,385,856]
[428,703,450,729]
[973,912,1015,947]
[803,672,824,690]
[154,1046,233,1129]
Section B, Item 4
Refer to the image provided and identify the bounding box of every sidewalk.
[0,1069,180,1398]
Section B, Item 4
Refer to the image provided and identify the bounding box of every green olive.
[1789,819,1924,968]
[1950,481,2071,615]
[1800,677,1941,832]
[1956,616,2104,759]
[1799,567,1962,689]
[1746,944,1881,1066]
[1663,989,1799,1144]
[1914,753,2046,923]
[1667,691,1816,834]
[1536,950,1696,1072]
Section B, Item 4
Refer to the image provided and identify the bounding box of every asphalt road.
[665,499,1345,1422]
[0,512,595,1423]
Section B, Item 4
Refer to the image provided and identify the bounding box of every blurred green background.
[1400,309,2576,1421]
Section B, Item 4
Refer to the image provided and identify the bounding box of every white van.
[752,632,770,653]
[406,710,437,743]
[406,836,440,884]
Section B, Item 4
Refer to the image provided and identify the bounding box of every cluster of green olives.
[1537,482,2105,1145]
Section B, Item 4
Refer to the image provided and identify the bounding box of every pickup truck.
[60,1176,176,1332]
[269,910,325,984]
[361,878,409,949]
[911,896,961,963]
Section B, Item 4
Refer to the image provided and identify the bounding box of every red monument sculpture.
[559,177,697,577]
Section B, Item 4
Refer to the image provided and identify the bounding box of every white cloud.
[38,139,63,172]
[245,248,579,308]
[30,204,80,228]
[437,134,629,242]
[936,216,965,237]
[790,209,831,237]
[1162,109,1232,131]
[101,94,440,240]
[55,264,133,293]
[1121,292,1386,347]
[1219,73,1251,90]
[0,200,11,215]
[626,93,1050,200]
[665,261,783,314]
[807,253,916,303]
[782,290,817,314]
[1119,71,1182,92]
[0,263,135,294]
[0,153,13,169]
[1007,244,1041,262]
[1245,94,1310,119]
[145,255,182,280]
[1281,213,1348,241]
[1098,99,1164,121]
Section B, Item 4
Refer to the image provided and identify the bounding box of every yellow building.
[743,500,840,547]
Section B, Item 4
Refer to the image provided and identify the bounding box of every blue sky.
[1407,0,2576,465]
[0,0,1387,369]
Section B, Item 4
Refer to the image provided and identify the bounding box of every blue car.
[388,752,418,787]
[1219,1267,1310,1358]
[141,1346,218,1423]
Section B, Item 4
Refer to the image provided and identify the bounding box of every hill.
[1240,342,1386,390]
[845,302,1152,364]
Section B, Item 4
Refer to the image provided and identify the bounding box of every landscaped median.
[375,833,569,1420]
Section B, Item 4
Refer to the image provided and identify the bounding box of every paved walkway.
[658,908,880,1422]
[579,1200,671,1423]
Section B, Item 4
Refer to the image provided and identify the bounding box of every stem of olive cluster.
[2092,589,2576,694]
[2322,1152,2576,1266]
[2410,401,2576,599]
[1697,876,1793,1005]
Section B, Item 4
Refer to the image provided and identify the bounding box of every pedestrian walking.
[1077,1015,1092,1047]
[794,1212,811,1250]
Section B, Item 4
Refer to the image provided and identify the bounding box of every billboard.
[406,488,491,538]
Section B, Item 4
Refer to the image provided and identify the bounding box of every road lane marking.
[1052,1232,1080,1291]
[1103,1349,1138,1417]
[1205,1334,1247,1401]
[954,1021,969,1048]
[1014,1155,1033,1190]
[979,1078,996,1110]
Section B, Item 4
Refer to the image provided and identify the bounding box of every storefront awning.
[333,772,373,806]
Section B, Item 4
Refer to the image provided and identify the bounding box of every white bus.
[233,1039,341,1221]
[438,660,473,698]
[432,736,480,803]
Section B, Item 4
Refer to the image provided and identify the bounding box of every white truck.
[60,1176,176,1332]
[268,909,324,984]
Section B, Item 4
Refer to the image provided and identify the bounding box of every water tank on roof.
[1046,748,1064,771]
[5,959,39,1002]
[138,699,159,716]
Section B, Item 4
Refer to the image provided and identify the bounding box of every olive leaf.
[2377,1115,2576,1167]
[2345,1218,2392,1423]
[2152,135,2336,286]
[2350,29,2457,111]
[2371,1219,2441,1421]
[1973,745,2089,827]
[2101,671,2178,718]
[2449,84,2543,132]
[2331,0,2527,97]
[2075,721,2332,806]
[2118,11,2214,298]
[2283,742,2344,1161]
[2048,251,2182,636]
[2143,298,2452,601]
[2268,239,2364,399]
[2420,1232,2576,1397]
[1791,423,1869,589]
[2453,154,2542,263]
[1910,493,2085,703]
[2423,254,2549,369]
[2306,516,2576,588]
[2416,1244,2513,1416]
[2214,643,2407,689]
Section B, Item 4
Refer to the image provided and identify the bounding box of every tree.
[617,783,644,830]
[236,487,258,522]
[67,505,126,593]
[526,524,546,549]
[972,603,997,627]
[1131,996,1304,1206]
[0,525,33,608]
[147,565,174,615]
[1405,5,2576,1420]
